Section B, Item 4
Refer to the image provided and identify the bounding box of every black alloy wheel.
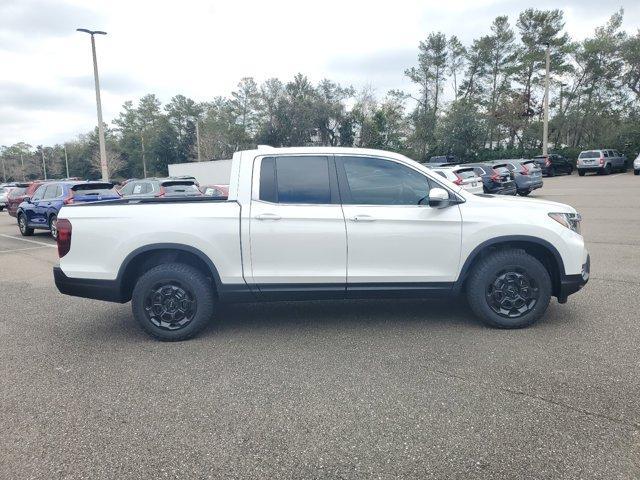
[144,281,197,331]
[485,268,539,318]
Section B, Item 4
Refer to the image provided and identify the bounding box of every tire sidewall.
[467,251,552,328]
[131,263,215,341]
[49,214,58,240]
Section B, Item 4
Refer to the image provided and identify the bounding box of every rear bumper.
[494,185,517,195]
[53,266,127,303]
[577,165,601,171]
[557,255,590,302]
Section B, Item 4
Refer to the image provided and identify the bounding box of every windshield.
[455,169,476,179]
[579,151,600,159]
[9,187,27,197]
[162,182,201,195]
[71,184,119,196]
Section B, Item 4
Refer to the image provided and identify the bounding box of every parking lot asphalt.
[1,172,639,479]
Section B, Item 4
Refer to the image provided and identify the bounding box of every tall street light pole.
[77,28,108,181]
[41,149,47,180]
[63,144,70,178]
[542,42,550,158]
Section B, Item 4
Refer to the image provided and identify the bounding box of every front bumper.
[557,254,590,303]
[54,266,127,303]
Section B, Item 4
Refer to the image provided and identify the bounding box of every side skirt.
[218,282,455,303]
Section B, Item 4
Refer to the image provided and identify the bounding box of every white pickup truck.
[53,147,589,341]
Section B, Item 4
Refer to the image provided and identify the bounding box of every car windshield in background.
[579,151,600,158]
[9,187,27,196]
[455,170,476,179]
[71,184,118,196]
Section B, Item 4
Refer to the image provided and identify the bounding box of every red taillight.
[453,173,463,185]
[599,157,604,166]
[520,164,530,175]
[545,158,551,167]
[490,172,500,182]
[155,186,166,197]
[63,193,74,205]
[56,219,72,258]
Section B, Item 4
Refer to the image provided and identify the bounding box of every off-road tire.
[466,249,552,329]
[131,263,215,341]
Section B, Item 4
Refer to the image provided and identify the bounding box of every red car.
[6,181,45,218]
[200,184,229,197]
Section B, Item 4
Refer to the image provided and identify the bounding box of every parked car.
[118,178,203,198]
[53,147,589,341]
[465,163,517,195]
[200,184,229,197]
[532,154,574,177]
[17,181,120,239]
[634,153,640,175]
[0,185,14,211]
[577,149,627,176]
[489,159,543,196]
[432,166,483,194]
[6,182,44,217]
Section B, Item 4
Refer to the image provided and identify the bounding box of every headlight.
[549,212,581,234]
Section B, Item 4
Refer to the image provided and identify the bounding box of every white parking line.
[0,233,56,248]
[0,246,52,254]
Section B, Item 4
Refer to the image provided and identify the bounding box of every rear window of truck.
[579,151,600,159]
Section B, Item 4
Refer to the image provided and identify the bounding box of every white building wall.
[168,159,233,185]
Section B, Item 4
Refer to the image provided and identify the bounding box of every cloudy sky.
[1,0,638,146]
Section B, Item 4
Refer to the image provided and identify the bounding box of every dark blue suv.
[17,181,120,239]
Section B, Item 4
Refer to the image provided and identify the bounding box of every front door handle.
[350,215,375,222]
[255,213,281,220]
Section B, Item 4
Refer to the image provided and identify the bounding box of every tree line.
[2,8,639,182]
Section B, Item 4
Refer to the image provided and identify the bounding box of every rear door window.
[579,151,599,159]
[260,156,331,204]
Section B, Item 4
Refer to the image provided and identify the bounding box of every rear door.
[337,155,462,287]
[249,155,347,291]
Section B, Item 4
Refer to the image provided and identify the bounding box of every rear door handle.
[255,213,281,220]
[350,215,375,222]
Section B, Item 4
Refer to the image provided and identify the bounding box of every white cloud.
[1,0,638,146]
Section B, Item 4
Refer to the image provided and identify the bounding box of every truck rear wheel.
[466,249,551,329]
[131,263,215,341]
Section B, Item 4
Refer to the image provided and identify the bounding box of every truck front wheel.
[466,249,551,329]
[131,263,215,341]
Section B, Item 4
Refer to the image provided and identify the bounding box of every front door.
[249,155,347,293]
[336,156,463,289]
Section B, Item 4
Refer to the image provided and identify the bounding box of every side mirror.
[23,196,31,203]
[428,188,450,208]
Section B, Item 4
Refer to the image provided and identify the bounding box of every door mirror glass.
[428,188,450,208]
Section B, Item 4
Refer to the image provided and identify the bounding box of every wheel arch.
[455,236,565,298]
[117,243,223,302]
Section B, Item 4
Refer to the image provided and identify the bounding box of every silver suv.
[577,149,627,176]
[634,153,640,176]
